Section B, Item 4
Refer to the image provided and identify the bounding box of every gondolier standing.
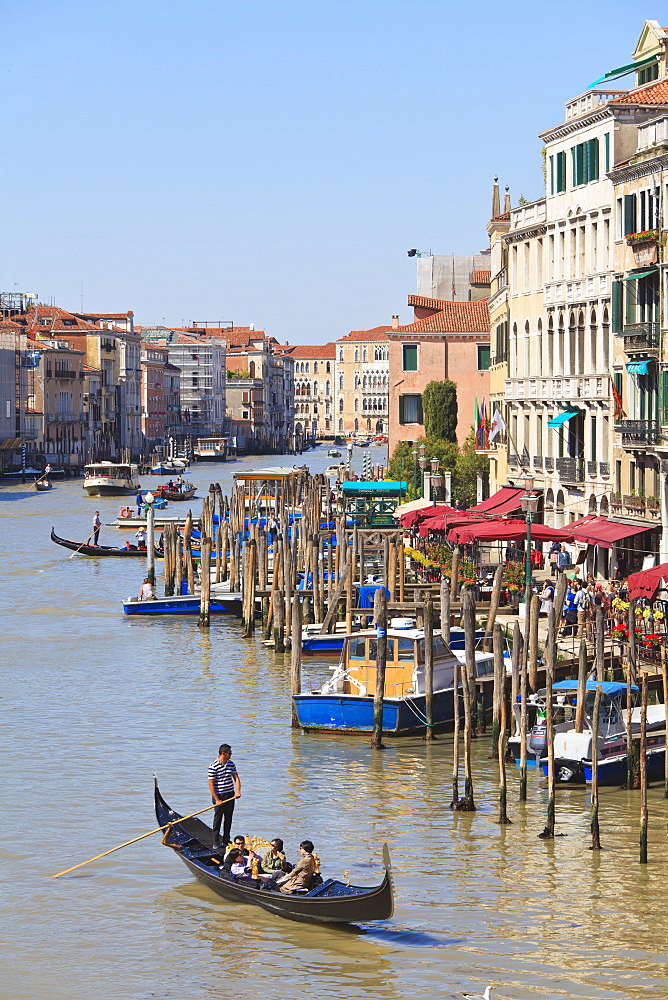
[92,511,102,546]
[207,743,241,849]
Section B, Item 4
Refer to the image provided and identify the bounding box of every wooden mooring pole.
[371,585,388,750]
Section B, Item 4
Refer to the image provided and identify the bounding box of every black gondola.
[154,781,394,925]
[50,526,163,558]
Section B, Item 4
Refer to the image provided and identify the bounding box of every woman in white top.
[539,581,554,616]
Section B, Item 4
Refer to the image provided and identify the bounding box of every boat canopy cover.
[553,679,638,698]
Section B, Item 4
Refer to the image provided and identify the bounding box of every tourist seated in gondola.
[222,848,254,880]
[224,835,261,866]
[265,840,316,894]
[261,838,293,874]
[135,527,147,549]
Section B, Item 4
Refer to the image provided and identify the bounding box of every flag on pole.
[474,396,481,448]
[612,381,626,420]
[480,398,490,449]
[489,408,505,442]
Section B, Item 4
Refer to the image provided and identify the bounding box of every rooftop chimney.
[504,185,511,214]
[491,176,500,220]
[391,314,399,329]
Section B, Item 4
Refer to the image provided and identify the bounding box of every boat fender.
[120,507,132,518]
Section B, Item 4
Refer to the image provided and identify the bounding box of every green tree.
[422,380,458,442]
[387,433,488,505]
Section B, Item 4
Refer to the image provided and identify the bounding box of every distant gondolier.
[92,511,102,546]
[207,743,241,849]
[136,489,143,517]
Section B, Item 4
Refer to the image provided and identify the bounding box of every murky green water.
[2,449,668,1000]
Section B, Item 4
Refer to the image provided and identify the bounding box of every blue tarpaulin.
[357,585,390,609]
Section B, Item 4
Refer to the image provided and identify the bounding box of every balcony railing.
[491,267,507,297]
[614,419,660,446]
[600,462,610,476]
[53,369,77,379]
[490,351,508,366]
[587,460,597,478]
[49,412,81,423]
[544,456,554,472]
[556,456,585,483]
[533,456,543,468]
[621,322,660,354]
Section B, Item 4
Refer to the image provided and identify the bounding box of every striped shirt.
[208,758,237,797]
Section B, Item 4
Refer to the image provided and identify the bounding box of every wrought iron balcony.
[544,456,554,472]
[614,419,660,446]
[599,462,610,476]
[533,456,543,468]
[556,456,585,483]
[587,460,597,477]
[621,322,660,355]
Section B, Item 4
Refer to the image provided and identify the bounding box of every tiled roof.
[12,305,104,334]
[337,326,392,342]
[279,342,336,359]
[471,270,491,284]
[75,311,132,321]
[407,295,446,311]
[398,298,489,334]
[611,80,668,104]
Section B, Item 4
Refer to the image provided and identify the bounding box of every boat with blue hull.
[510,679,666,785]
[123,592,242,616]
[293,621,494,736]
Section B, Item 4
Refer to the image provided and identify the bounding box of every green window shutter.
[624,194,636,235]
[625,280,636,325]
[590,415,597,462]
[571,147,577,187]
[576,143,585,185]
[549,155,554,195]
[399,396,405,425]
[417,396,423,424]
[659,370,668,425]
[604,133,610,172]
[556,151,566,192]
[589,138,599,180]
[478,345,490,370]
[611,280,623,334]
[402,344,418,371]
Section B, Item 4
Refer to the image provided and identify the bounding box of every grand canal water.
[2,448,668,1000]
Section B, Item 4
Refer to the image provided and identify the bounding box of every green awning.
[588,54,658,89]
[547,409,582,428]
[626,360,653,374]
[623,268,657,281]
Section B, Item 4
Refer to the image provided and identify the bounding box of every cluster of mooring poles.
[139,473,667,864]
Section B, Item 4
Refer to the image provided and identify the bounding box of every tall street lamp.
[430,457,440,502]
[520,472,539,597]
[412,446,419,498]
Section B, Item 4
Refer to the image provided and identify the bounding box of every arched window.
[354,346,359,362]
[313,381,318,395]
[363,347,368,362]
[305,362,310,373]
[354,418,359,432]
[537,317,543,372]
[362,398,367,410]
[524,320,530,377]
[577,310,585,374]
[249,360,255,378]
[339,398,343,412]
[568,311,576,376]
[558,313,565,375]
[339,374,344,391]
[339,418,344,432]
[313,362,318,374]
[588,494,597,514]
[589,309,597,372]
[354,397,359,411]
[602,307,610,370]
[325,380,330,396]
[326,361,331,374]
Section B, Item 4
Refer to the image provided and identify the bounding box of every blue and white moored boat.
[123,592,243,616]
[509,679,666,784]
[293,619,494,736]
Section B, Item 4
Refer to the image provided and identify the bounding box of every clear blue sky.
[1,1,652,342]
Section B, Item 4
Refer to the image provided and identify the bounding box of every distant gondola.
[34,480,53,491]
[50,526,162,558]
[154,781,394,924]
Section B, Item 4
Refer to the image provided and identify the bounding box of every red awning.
[399,503,460,529]
[569,517,652,550]
[627,563,668,601]
[468,486,528,516]
[448,519,574,545]
[417,513,488,537]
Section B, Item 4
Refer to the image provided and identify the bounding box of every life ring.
[119,507,132,519]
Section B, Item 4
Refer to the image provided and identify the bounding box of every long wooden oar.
[50,794,236,877]
[68,532,96,559]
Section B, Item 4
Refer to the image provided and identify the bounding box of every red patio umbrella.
[447,519,574,545]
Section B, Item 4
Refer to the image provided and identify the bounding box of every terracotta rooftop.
[12,305,105,334]
[397,297,489,334]
[279,342,336,359]
[471,270,491,284]
[337,327,392,342]
[611,80,668,104]
[75,311,132,321]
